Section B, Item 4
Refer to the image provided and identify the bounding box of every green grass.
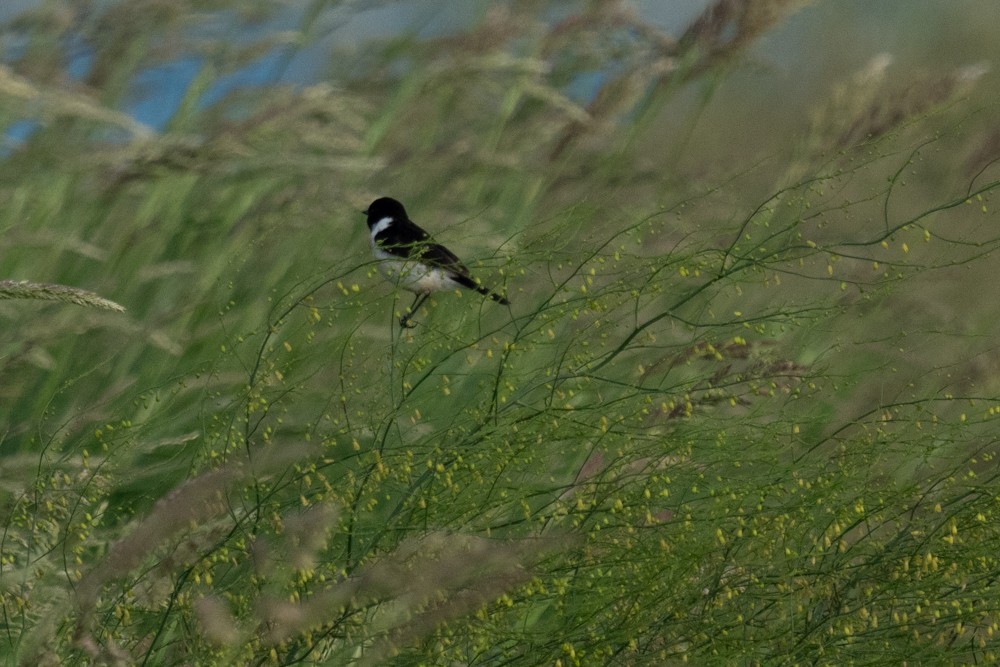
[3,2,1000,665]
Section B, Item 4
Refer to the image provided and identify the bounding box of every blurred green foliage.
[2,1,1000,665]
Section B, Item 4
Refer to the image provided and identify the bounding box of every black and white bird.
[364,197,510,327]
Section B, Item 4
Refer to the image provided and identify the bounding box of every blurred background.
[2,1,1000,664]
[1,0,996,450]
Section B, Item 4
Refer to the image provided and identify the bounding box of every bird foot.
[399,313,418,328]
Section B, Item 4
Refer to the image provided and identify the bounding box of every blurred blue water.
[0,1,988,148]
[0,1,718,145]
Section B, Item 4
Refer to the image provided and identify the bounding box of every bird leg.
[399,292,429,328]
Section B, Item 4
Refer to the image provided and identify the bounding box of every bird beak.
[361,208,368,216]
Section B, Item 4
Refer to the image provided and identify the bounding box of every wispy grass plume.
[0,279,125,312]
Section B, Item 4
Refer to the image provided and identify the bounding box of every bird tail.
[476,284,510,305]
[452,273,510,305]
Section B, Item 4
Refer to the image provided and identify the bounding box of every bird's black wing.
[374,216,510,301]
[374,218,472,278]
[372,218,429,259]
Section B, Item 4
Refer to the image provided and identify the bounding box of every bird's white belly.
[373,247,456,294]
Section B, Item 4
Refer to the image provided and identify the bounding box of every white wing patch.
[369,216,393,237]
